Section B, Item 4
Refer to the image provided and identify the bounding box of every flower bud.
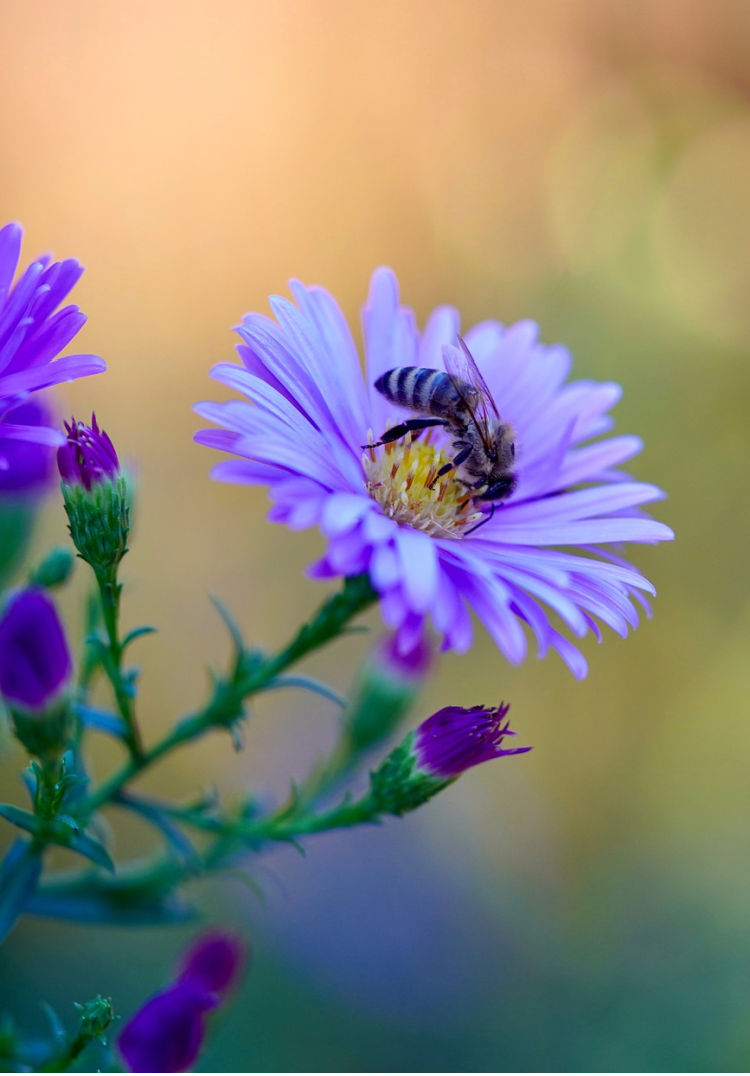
[28,547,75,589]
[370,702,530,815]
[344,634,431,756]
[58,415,130,576]
[118,931,246,1073]
[0,588,72,758]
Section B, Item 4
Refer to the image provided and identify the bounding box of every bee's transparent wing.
[443,336,499,447]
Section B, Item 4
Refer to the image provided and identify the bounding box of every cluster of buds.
[57,414,129,577]
[370,702,531,816]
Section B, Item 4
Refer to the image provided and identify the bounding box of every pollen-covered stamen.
[362,430,482,539]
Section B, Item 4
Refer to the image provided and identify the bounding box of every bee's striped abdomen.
[374,367,466,417]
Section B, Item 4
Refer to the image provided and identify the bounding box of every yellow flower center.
[362,431,482,539]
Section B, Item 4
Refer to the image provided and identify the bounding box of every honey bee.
[370,337,516,532]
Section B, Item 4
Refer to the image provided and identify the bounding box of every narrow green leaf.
[210,595,245,655]
[264,675,347,708]
[0,803,41,837]
[121,625,157,650]
[0,840,42,943]
[40,1002,66,1044]
[60,828,115,874]
[114,793,201,871]
[25,883,196,926]
[72,703,128,738]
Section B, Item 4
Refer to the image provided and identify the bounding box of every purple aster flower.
[0,588,71,711]
[0,400,55,497]
[118,931,246,1073]
[0,222,105,474]
[414,702,530,779]
[57,413,119,490]
[195,269,673,677]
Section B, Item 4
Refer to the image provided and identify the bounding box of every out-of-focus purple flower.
[375,633,432,683]
[414,702,530,779]
[195,268,673,678]
[57,413,119,490]
[0,400,55,496]
[0,588,71,710]
[118,931,246,1073]
[178,930,246,996]
[118,981,216,1074]
[0,223,105,475]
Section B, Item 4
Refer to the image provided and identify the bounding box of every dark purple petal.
[0,589,71,709]
[57,414,119,490]
[414,703,531,779]
[118,982,217,1073]
[178,931,246,997]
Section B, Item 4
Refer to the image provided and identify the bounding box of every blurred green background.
[1,0,749,1070]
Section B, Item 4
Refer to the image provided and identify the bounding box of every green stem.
[96,568,143,761]
[37,793,381,905]
[77,575,378,821]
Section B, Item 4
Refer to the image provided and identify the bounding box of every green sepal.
[61,474,130,574]
[369,732,452,816]
[9,697,73,761]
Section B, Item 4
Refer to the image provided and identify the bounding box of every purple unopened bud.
[414,702,530,779]
[57,413,119,491]
[0,588,71,711]
[370,701,531,815]
[58,415,129,574]
[178,930,246,997]
[118,981,216,1074]
[118,931,247,1073]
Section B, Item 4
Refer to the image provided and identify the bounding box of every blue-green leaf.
[0,803,41,837]
[73,702,128,738]
[25,883,196,926]
[41,1002,66,1043]
[61,826,115,874]
[0,805,114,872]
[265,675,347,708]
[210,595,245,655]
[0,840,42,943]
[114,793,201,871]
[121,625,157,650]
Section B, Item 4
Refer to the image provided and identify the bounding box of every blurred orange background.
[1,1,749,1069]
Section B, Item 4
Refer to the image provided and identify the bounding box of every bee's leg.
[363,418,448,449]
[427,443,472,488]
[464,503,495,536]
